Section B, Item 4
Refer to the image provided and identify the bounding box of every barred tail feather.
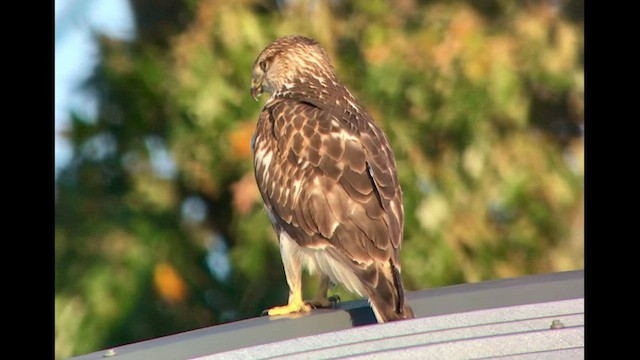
[365,263,415,323]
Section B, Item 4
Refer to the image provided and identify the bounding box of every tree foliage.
[55,0,584,358]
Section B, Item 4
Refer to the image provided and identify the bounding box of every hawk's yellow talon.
[265,301,312,316]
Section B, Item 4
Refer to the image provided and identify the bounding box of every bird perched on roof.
[250,35,414,323]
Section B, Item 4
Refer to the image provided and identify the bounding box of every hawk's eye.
[259,60,268,72]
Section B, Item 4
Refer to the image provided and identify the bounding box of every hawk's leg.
[265,232,312,316]
[307,274,340,309]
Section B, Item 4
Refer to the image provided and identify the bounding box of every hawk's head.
[250,35,338,101]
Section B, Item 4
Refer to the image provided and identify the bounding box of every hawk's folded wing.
[253,98,404,269]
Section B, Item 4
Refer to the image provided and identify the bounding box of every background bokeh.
[54,0,584,358]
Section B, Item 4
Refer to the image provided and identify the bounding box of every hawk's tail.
[364,261,415,323]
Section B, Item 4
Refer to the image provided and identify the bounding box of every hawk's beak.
[250,82,262,101]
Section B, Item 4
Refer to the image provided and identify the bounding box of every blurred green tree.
[55,0,583,358]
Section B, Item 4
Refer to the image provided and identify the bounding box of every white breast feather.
[279,230,367,298]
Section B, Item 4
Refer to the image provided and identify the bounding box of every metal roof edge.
[68,269,584,360]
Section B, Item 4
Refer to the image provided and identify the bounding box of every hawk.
[250,35,414,323]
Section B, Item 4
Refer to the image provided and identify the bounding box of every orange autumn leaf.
[230,172,261,214]
[228,121,256,160]
[154,262,188,304]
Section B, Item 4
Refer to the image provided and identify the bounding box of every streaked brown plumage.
[250,35,414,323]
